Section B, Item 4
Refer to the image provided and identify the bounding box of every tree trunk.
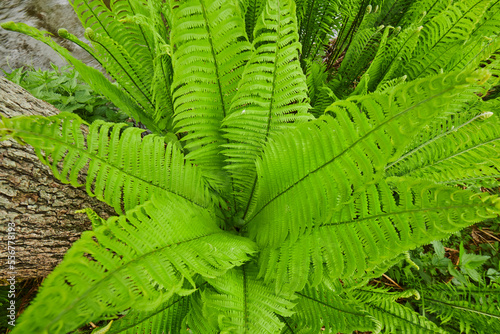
[0,76,115,281]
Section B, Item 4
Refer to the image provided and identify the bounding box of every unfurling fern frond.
[0,113,212,214]
[11,195,257,333]
[222,0,312,211]
[170,0,252,181]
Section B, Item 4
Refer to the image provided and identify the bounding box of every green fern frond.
[77,207,107,229]
[70,0,151,63]
[222,0,312,210]
[320,252,410,294]
[387,100,500,188]
[106,293,192,333]
[354,24,422,94]
[374,0,415,27]
[399,0,452,27]
[245,69,490,249]
[297,0,340,62]
[243,0,266,42]
[69,0,175,134]
[0,22,148,129]
[453,36,500,79]
[419,283,500,333]
[257,178,500,292]
[353,286,447,333]
[116,4,176,133]
[10,195,257,334]
[330,21,385,97]
[3,1,500,333]
[0,113,212,214]
[421,0,500,81]
[404,0,494,80]
[306,60,336,117]
[472,0,500,39]
[446,4,500,78]
[324,0,372,72]
[170,0,252,181]
[282,284,378,334]
[84,28,156,113]
[184,290,219,333]
[106,0,157,65]
[200,263,295,333]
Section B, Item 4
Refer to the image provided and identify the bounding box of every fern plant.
[1,0,500,333]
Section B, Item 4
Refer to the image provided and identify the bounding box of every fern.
[257,178,500,293]
[324,0,371,72]
[374,0,415,27]
[246,69,490,248]
[404,0,494,79]
[419,283,500,333]
[330,18,385,97]
[353,287,447,333]
[242,0,266,42]
[296,0,340,63]
[353,24,422,94]
[0,22,150,130]
[1,0,500,333]
[106,292,192,333]
[284,284,378,333]
[69,0,175,133]
[8,195,256,333]
[170,0,252,182]
[0,113,211,214]
[387,100,500,188]
[195,263,295,333]
[222,0,312,210]
[399,0,453,28]
[305,60,336,117]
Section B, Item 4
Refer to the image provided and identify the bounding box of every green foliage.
[419,283,500,333]
[353,287,447,333]
[3,65,128,123]
[0,286,12,329]
[0,114,211,214]
[1,0,500,333]
[11,195,256,333]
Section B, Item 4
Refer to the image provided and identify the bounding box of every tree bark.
[0,76,115,281]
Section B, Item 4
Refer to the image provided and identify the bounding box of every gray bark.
[0,76,115,281]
